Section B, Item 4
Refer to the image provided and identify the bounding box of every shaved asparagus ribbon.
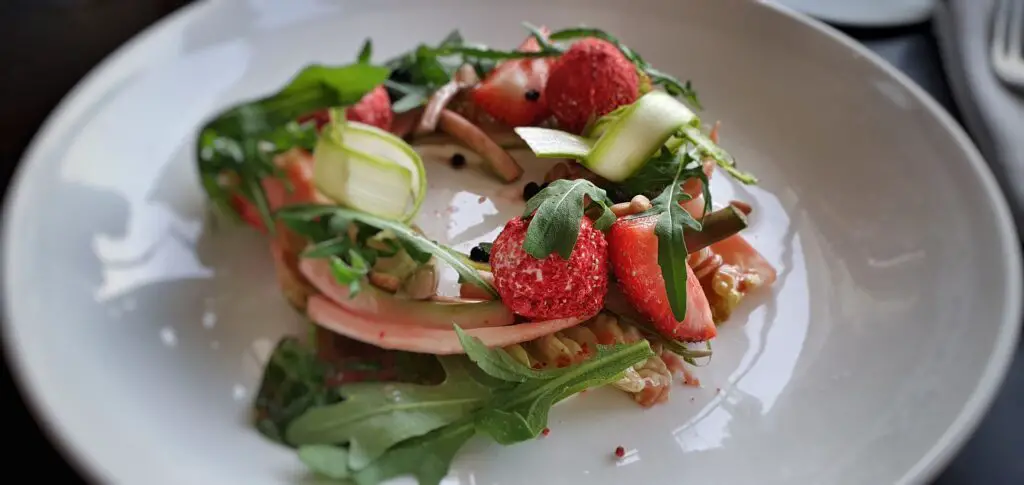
[514,91,756,184]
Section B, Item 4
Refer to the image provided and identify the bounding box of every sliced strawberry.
[607,215,716,342]
[231,193,266,231]
[229,149,318,232]
[470,28,554,127]
[297,85,393,131]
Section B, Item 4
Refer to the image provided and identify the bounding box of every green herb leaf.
[454,326,552,383]
[277,204,500,299]
[434,44,559,60]
[647,150,704,321]
[252,338,339,445]
[196,63,389,230]
[474,408,535,444]
[482,340,654,442]
[521,179,615,260]
[286,357,492,470]
[522,22,564,53]
[677,125,757,184]
[351,422,476,485]
[357,39,373,64]
[298,444,351,480]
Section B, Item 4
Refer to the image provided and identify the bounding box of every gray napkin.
[934,0,1024,225]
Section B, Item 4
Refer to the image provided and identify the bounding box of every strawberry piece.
[298,85,393,131]
[544,38,640,134]
[345,85,393,130]
[470,29,554,127]
[229,149,318,232]
[490,216,608,320]
[607,215,716,342]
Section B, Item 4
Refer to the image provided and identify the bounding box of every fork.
[992,0,1024,88]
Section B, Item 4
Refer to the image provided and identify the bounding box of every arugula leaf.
[350,421,476,485]
[332,340,653,484]
[286,357,493,469]
[357,39,373,64]
[276,204,499,299]
[647,150,704,321]
[433,44,558,60]
[298,445,351,480]
[454,326,553,382]
[252,338,340,444]
[521,179,615,260]
[196,63,389,231]
[678,125,757,184]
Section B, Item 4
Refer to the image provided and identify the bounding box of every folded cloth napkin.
[934,0,1024,226]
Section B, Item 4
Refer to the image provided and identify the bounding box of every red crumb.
[378,331,385,339]
[544,38,640,133]
[682,368,701,387]
[532,362,546,369]
[614,446,625,458]
[478,195,487,204]
[541,427,550,437]
[490,217,608,319]
[555,355,572,368]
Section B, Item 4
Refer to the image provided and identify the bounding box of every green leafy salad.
[196,21,776,485]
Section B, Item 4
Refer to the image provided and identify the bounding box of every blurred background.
[1,0,1021,483]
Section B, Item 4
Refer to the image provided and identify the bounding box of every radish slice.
[300,258,514,329]
[307,295,591,354]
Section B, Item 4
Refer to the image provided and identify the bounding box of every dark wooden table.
[1,1,1021,483]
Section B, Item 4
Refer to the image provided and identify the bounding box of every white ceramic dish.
[3,1,1020,484]
[771,0,936,27]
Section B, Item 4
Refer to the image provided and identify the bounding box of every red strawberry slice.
[230,149,318,232]
[470,28,554,127]
[607,215,716,342]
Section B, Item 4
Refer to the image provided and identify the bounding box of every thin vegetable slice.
[512,127,593,159]
[585,91,697,181]
[307,295,591,354]
[513,91,698,182]
[313,120,427,222]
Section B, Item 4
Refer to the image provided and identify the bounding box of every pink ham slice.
[299,258,515,329]
[307,295,591,354]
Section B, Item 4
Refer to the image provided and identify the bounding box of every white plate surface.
[3,1,1020,484]
[771,0,936,27]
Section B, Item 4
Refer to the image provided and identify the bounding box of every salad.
[196,23,777,485]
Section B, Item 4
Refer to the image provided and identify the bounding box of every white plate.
[771,0,936,27]
[3,1,1020,484]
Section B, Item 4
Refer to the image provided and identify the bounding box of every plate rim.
[2,1,1020,484]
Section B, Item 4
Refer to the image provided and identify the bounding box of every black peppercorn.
[450,153,466,168]
[469,246,489,263]
[524,89,541,101]
[522,182,541,200]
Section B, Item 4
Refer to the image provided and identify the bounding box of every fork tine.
[1009,0,1023,58]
